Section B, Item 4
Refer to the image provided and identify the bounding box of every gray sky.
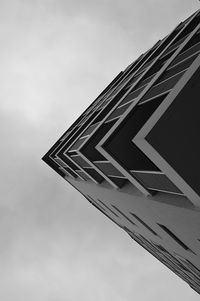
[1,0,200,300]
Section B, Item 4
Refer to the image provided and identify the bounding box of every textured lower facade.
[43,9,200,294]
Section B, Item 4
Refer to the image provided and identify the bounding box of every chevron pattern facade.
[43,9,200,295]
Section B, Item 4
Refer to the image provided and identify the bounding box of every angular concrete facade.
[43,9,200,294]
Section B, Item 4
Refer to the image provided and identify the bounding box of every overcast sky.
[1,0,200,300]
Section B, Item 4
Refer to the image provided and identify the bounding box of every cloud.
[0,0,138,128]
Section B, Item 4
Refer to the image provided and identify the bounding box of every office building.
[43,9,200,294]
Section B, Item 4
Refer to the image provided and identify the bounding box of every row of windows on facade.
[86,195,197,255]
[86,195,195,254]
[131,232,200,292]
[86,194,200,293]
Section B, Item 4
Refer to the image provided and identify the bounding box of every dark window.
[112,205,137,227]
[130,213,159,236]
[141,71,184,101]
[158,53,198,83]
[70,154,91,168]
[122,225,135,236]
[97,199,120,218]
[69,136,88,152]
[184,259,200,278]
[108,176,127,188]
[138,73,156,88]
[160,34,189,59]
[81,122,101,137]
[120,85,146,104]
[87,168,104,183]
[75,170,91,181]
[86,195,121,227]
[131,172,183,194]
[173,40,200,65]
[94,161,125,178]
[157,224,194,253]
[173,14,200,44]
[180,30,200,53]
[86,195,106,212]
[105,101,133,122]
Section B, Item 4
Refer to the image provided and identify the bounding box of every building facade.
[43,9,200,294]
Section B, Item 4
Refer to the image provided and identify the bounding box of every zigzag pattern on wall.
[43,9,200,206]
